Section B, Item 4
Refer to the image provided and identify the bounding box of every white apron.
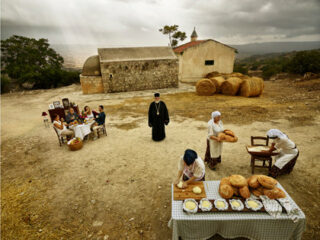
[208,121,224,158]
[274,138,298,169]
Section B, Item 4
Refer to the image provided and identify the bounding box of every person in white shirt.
[174,149,205,188]
[53,114,74,139]
[266,129,299,178]
[83,106,94,119]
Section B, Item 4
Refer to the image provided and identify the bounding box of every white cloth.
[207,120,224,158]
[178,157,205,180]
[267,129,288,139]
[169,181,306,240]
[208,111,221,126]
[69,123,93,140]
[53,120,67,136]
[273,138,298,169]
[85,112,94,119]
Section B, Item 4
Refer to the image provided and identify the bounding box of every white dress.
[208,120,224,158]
[53,120,67,135]
[273,138,298,169]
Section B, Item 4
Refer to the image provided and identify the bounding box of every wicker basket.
[68,139,83,151]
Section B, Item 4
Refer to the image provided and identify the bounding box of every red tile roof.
[173,40,207,53]
[173,39,236,53]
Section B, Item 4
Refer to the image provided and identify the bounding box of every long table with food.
[169,177,306,240]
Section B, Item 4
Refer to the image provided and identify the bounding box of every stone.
[92,221,103,227]
[103,235,109,240]
[129,218,134,222]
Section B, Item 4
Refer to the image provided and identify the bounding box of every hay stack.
[196,78,216,96]
[221,77,243,96]
[205,71,220,79]
[209,76,225,93]
[239,77,264,97]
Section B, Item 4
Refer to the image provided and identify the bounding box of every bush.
[233,63,248,75]
[286,50,320,75]
[1,75,11,93]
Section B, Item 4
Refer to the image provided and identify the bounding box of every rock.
[103,235,109,240]
[92,220,103,227]
[87,233,93,238]
[139,230,144,235]
[38,229,43,233]
[129,217,134,222]
[158,186,162,189]
[91,199,96,204]
[288,106,293,110]
[97,230,103,235]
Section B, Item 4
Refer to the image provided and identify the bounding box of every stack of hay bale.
[196,72,264,97]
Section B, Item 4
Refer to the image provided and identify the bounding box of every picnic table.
[169,181,306,240]
[69,120,95,140]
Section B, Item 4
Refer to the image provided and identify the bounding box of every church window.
[205,60,214,65]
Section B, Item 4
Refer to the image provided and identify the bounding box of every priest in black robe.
[148,93,169,141]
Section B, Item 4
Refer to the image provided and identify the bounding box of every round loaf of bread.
[258,175,277,189]
[220,177,231,186]
[229,175,247,187]
[251,186,264,197]
[247,175,261,189]
[263,187,286,199]
[239,186,251,199]
[219,184,234,199]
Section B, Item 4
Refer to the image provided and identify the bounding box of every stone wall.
[80,75,104,94]
[100,59,179,93]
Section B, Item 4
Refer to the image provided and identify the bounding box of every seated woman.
[217,130,238,142]
[266,129,299,178]
[53,114,74,140]
[174,149,205,188]
[83,106,94,120]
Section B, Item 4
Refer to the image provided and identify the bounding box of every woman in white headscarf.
[204,111,225,170]
[266,129,299,178]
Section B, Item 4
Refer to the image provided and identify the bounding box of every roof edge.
[174,39,237,53]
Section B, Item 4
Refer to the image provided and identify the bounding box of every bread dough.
[201,200,211,208]
[177,181,183,189]
[193,186,202,194]
[247,200,259,209]
[185,201,196,210]
[216,201,225,208]
[231,201,240,207]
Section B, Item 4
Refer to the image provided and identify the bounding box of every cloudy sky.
[1,0,320,46]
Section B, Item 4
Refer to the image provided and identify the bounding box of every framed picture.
[49,104,54,109]
[53,101,61,108]
[62,98,70,109]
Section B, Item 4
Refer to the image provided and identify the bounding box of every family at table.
[53,105,106,141]
[174,111,299,189]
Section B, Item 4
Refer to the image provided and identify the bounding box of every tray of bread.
[174,181,206,200]
[246,145,280,156]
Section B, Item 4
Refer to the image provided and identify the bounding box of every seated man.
[66,107,79,124]
[53,114,74,140]
[92,105,106,140]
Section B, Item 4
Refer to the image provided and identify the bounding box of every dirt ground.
[1,78,320,240]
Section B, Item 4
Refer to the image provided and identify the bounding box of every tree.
[159,25,186,48]
[1,35,64,89]
[286,50,320,75]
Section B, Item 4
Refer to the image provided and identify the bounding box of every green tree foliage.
[233,63,248,75]
[1,75,11,93]
[286,50,320,74]
[159,25,186,47]
[1,35,79,90]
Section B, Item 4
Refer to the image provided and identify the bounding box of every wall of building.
[80,75,104,94]
[100,59,179,93]
[178,41,235,82]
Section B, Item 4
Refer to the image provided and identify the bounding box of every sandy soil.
[1,79,320,240]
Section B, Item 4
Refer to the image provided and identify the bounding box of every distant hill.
[232,41,320,59]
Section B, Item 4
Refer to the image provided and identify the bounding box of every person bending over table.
[265,129,299,178]
[174,149,205,188]
[92,105,106,140]
[66,107,80,124]
[53,114,74,140]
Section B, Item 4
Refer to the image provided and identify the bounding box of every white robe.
[274,138,298,169]
[207,121,224,158]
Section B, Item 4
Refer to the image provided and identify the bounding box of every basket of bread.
[67,137,83,151]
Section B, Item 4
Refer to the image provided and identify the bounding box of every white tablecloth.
[169,181,306,240]
[69,121,95,140]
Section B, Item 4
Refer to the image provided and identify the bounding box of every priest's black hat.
[154,93,160,97]
[183,149,198,166]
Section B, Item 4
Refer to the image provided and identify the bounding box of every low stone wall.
[100,59,179,93]
[80,75,104,94]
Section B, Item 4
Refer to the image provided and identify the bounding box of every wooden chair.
[250,136,272,174]
[53,127,68,146]
[97,123,107,138]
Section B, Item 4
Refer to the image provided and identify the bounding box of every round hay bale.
[196,78,216,96]
[209,76,225,93]
[205,71,220,78]
[239,77,264,97]
[230,72,244,77]
[221,77,243,96]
